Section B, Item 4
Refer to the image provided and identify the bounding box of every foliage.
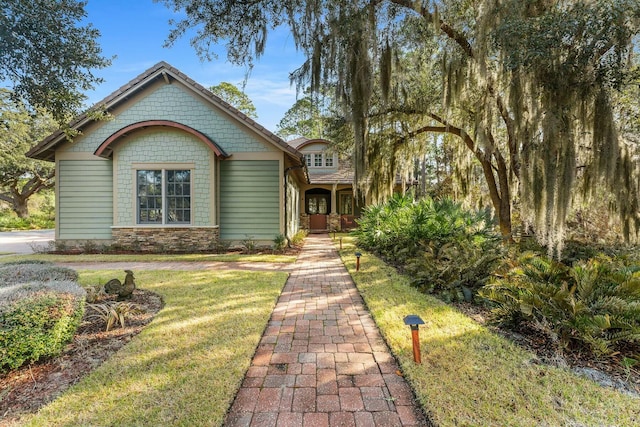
[335,235,639,426]
[240,235,257,254]
[272,233,287,252]
[276,92,327,140]
[160,0,640,254]
[481,253,640,356]
[88,301,141,332]
[209,82,258,119]
[0,0,110,121]
[0,90,57,217]
[0,261,85,372]
[354,192,502,301]
[290,229,308,246]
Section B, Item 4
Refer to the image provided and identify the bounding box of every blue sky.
[84,0,305,131]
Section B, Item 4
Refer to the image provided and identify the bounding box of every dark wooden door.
[310,214,328,230]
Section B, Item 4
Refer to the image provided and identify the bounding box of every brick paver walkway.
[224,234,427,427]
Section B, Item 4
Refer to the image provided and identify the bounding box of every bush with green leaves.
[290,230,308,246]
[480,253,640,356]
[354,193,502,301]
[1,282,85,371]
[273,234,287,252]
[0,262,85,372]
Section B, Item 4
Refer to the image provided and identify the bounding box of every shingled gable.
[26,61,307,171]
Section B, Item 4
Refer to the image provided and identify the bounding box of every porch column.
[331,184,337,214]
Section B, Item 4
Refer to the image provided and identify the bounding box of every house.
[287,137,362,233]
[27,62,309,251]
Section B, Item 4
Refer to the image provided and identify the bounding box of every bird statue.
[104,270,136,301]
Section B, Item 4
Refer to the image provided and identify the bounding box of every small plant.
[290,230,308,246]
[84,284,107,303]
[88,301,141,332]
[241,235,257,254]
[81,240,98,254]
[273,234,287,252]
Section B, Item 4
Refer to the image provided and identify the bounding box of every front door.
[307,194,329,231]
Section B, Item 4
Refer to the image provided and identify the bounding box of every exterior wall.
[111,226,219,252]
[219,160,280,241]
[113,128,212,226]
[67,82,275,155]
[57,159,113,240]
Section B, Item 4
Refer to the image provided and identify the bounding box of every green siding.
[220,160,280,240]
[58,160,113,240]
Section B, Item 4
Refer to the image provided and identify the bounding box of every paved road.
[0,229,54,255]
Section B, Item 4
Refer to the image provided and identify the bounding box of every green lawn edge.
[0,253,297,264]
[335,235,639,426]
[21,269,287,427]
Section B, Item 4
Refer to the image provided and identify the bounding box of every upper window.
[305,152,336,168]
[137,169,191,224]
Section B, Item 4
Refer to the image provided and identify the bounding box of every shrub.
[0,284,85,371]
[0,263,78,285]
[290,230,308,246]
[354,193,503,301]
[480,253,640,356]
[0,262,85,371]
[273,234,287,252]
[240,235,257,254]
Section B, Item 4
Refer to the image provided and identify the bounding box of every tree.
[160,0,640,255]
[209,82,258,119]
[276,96,324,140]
[0,0,111,121]
[0,89,57,217]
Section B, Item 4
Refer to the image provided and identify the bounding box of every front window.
[314,154,323,167]
[137,169,191,224]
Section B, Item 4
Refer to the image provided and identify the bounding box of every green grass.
[0,252,297,264]
[336,235,640,426]
[21,269,287,427]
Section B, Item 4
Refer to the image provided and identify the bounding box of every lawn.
[20,269,287,427]
[0,252,297,264]
[335,235,640,426]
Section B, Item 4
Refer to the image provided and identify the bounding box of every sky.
[83,0,306,131]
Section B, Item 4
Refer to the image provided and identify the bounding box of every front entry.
[306,189,331,232]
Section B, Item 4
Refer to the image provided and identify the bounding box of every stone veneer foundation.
[111,226,220,252]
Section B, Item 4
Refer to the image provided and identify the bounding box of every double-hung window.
[137,169,191,224]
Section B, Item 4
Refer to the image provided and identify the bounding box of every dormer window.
[304,152,336,168]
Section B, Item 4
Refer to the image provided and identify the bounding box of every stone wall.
[111,227,220,252]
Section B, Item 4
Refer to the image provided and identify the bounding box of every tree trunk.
[13,194,29,218]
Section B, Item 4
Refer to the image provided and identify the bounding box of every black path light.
[403,314,425,364]
[355,251,362,271]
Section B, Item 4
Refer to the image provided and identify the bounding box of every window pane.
[166,170,191,224]
[325,155,333,167]
[137,170,162,223]
[314,154,322,167]
[305,154,312,167]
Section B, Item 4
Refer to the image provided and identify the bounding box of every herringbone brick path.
[224,234,426,427]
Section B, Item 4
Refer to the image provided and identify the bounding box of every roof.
[26,62,307,175]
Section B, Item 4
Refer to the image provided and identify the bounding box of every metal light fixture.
[403,314,425,364]
[355,251,362,271]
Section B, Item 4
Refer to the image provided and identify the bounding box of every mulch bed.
[0,289,163,426]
